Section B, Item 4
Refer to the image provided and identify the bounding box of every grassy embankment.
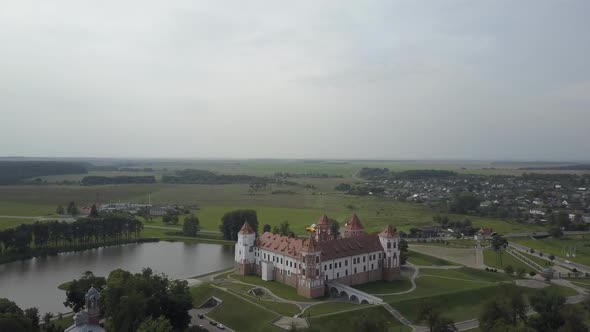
[511,236,590,266]
[483,249,532,271]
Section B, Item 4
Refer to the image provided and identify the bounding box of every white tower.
[235,221,256,275]
[379,224,401,281]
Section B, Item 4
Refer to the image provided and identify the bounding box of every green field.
[483,250,532,272]
[303,302,366,317]
[306,305,411,332]
[352,277,413,294]
[511,236,590,266]
[408,251,454,266]
[191,283,281,332]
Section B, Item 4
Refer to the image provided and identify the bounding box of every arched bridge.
[325,281,383,305]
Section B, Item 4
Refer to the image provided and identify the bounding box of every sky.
[1,0,589,161]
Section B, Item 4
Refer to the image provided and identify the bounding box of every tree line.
[162,169,272,185]
[81,175,156,186]
[0,161,89,184]
[0,215,143,263]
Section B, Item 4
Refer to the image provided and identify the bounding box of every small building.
[149,207,166,216]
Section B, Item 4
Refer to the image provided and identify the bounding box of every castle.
[234,214,401,298]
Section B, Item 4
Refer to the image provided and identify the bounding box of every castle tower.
[315,214,333,242]
[235,221,257,275]
[342,214,365,238]
[297,235,325,298]
[379,224,401,281]
[85,286,101,325]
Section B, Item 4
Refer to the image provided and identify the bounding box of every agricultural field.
[510,236,590,266]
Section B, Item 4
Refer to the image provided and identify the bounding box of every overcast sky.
[1,1,589,161]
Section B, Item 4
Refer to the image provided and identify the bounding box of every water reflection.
[0,241,235,314]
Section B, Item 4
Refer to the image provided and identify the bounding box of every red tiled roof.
[379,224,398,238]
[239,221,255,235]
[258,232,304,258]
[344,214,364,230]
[317,214,330,226]
[319,233,383,260]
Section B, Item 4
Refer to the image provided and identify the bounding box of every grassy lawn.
[0,201,55,216]
[191,283,282,332]
[224,288,301,317]
[230,274,320,302]
[303,302,366,317]
[569,280,590,290]
[483,250,532,271]
[352,277,413,294]
[519,250,554,268]
[395,285,499,323]
[382,275,491,304]
[408,251,455,266]
[419,266,515,283]
[0,217,38,230]
[307,305,411,332]
[510,236,590,266]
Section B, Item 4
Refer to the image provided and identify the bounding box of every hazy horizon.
[1,1,589,160]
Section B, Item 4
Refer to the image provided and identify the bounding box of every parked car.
[198,314,204,319]
[209,321,217,326]
[217,324,226,330]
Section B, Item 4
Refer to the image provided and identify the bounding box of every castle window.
[337,272,339,278]
[369,255,371,261]
[345,260,348,266]
[363,266,366,272]
[249,246,253,252]
[387,242,391,249]
[371,264,374,270]
[324,265,327,271]
[339,262,342,268]
[281,258,283,264]
[394,242,397,249]
[363,256,366,262]
[302,268,306,275]
[316,256,319,263]
[354,268,357,273]
[329,263,332,269]
[325,275,328,281]
[378,253,381,259]
[345,270,348,276]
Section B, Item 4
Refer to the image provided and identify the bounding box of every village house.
[234,214,401,299]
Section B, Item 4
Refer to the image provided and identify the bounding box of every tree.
[66,201,78,216]
[558,305,588,332]
[89,204,99,218]
[480,284,528,331]
[63,271,106,312]
[417,301,458,332]
[548,254,555,262]
[263,224,271,233]
[137,316,173,332]
[56,205,65,215]
[219,209,259,241]
[162,212,179,225]
[549,227,563,238]
[278,220,293,237]
[42,312,53,325]
[527,291,566,331]
[23,307,39,331]
[399,239,409,265]
[103,268,192,331]
[491,234,508,266]
[0,298,33,332]
[448,192,480,214]
[182,214,200,237]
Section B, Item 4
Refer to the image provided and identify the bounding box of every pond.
[0,241,235,314]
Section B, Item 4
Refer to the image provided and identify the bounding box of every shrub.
[529,271,536,277]
[504,265,514,275]
[530,248,535,254]
[539,252,543,257]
